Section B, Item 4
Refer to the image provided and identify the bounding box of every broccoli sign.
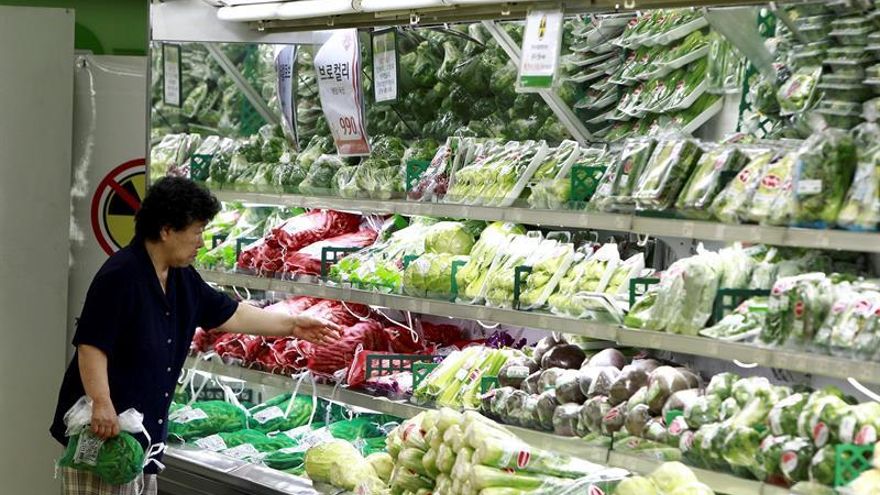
[314,29,371,157]
[90,159,146,255]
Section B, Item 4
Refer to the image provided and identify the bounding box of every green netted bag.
[248,394,316,434]
[58,432,145,485]
[168,400,248,441]
[58,397,149,486]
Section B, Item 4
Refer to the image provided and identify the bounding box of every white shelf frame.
[199,269,880,386]
[185,356,789,495]
[213,189,880,253]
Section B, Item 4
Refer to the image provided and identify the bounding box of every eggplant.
[625,403,652,437]
[521,370,542,394]
[579,395,611,435]
[645,367,701,414]
[586,348,627,369]
[587,367,621,397]
[601,403,627,436]
[578,366,615,397]
[497,357,540,389]
[541,344,586,370]
[533,334,566,365]
[536,390,558,431]
[608,363,655,406]
[538,368,567,392]
[555,369,587,404]
[552,403,582,437]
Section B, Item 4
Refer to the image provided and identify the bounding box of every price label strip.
[314,29,371,156]
[163,43,182,107]
[372,29,399,104]
[275,45,299,150]
[518,10,564,92]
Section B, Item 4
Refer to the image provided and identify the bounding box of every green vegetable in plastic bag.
[778,66,822,116]
[837,144,880,231]
[59,432,145,485]
[676,145,750,218]
[743,152,797,224]
[168,401,248,441]
[591,139,657,211]
[809,445,836,486]
[792,127,857,227]
[248,394,316,434]
[710,150,775,223]
[425,221,475,255]
[633,139,703,210]
[304,439,385,492]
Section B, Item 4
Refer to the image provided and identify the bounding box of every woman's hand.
[91,399,120,440]
[291,315,342,345]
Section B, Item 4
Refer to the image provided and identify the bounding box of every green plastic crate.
[834,443,874,487]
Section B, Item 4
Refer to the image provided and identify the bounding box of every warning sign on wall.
[90,158,146,255]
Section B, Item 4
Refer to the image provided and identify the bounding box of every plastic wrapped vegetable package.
[402,253,470,300]
[633,138,703,210]
[548,244,619,318]
[646,248,723,335]
[709,149,775,224]
[837,144,880,231]
[519,239,576,310]
[591,138,657,211]
[168,400,249,441]
[741,152,797,224]
[675,144,750,218]
[455,222,526,303]
[791,127,857,227]
[58,396,148,485]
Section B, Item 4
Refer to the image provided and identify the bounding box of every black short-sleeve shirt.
[50,237,238,473]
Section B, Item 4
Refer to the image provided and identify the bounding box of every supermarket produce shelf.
[200,269,880,385]
[199,270,619,340]
[161,446,322,495]
[213,190,880,252]
[186,356,787,495]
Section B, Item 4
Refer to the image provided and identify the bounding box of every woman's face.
[160,221,206,267]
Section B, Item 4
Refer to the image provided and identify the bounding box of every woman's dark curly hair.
[135,177,221,241]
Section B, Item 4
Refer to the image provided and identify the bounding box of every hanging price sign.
[372,28,399,104]
[517,10,563,92]
[162,43,182,107]
[275,45,299,150]
[314,29,371,156]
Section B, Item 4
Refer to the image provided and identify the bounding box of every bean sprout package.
[58,396,162,485]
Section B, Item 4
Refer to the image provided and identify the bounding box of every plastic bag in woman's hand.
[58,396,151,485]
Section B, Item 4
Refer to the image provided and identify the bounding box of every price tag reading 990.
[314,29,371,156]
[338,116,360,137]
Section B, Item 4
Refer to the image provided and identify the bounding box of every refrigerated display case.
[149,1,880,494]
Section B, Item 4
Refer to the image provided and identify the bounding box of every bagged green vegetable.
[57,396,149,485]
[778,66,822,115]
[455,222,526,303]
[743,152,797,224]
[248,394,316,434]
[591,139,657,211]
[168,401,249,441]
[298,154,346,195]
[519,240,576,310]
[792,127,857,227]
[676,145,750,218]
[647,248,722,335]
[710,150,776,223]
[837,144,880,231]
[305,439,385,492]
[632,138,703,210]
